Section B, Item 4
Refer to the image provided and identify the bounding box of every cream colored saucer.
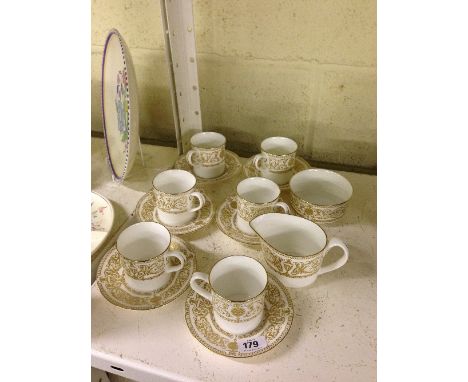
[243,155,311,190]
[91,191,114,259]
[216,196,261,245]
[135,190,214,235]
[185,273,293,358]
[96,237,196,310]
[174,150,241,184]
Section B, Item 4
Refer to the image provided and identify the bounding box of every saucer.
[174,150,241,184]
[135,190,214,235]
[96,237,196,310]
[91,191,115,259]
[185,272,294,358]
[243,155,311,190]
[216,196,261,245]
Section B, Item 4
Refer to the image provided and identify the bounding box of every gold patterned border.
[261,242,324,278]
[243,155,311,190]
[261,151,296,173]
[185,273,294,358]
[96,237,196,310]
[135,190,214,235]
[190,146,225,167]
[174,150,241,184]
[216,196,261,245]
[290,191,349,223]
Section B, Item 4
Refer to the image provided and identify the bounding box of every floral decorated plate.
[185,273,293,358]
[97,237,196,310]
[174,150,241,184]
[135,190,214,235]
[91,191,114,258]
[243,155,311,190]
[101,29,139,182]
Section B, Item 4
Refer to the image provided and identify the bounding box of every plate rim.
[91,191,115,259]
[101,28,137,182]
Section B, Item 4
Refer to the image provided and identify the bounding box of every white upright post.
[160,0,203,155]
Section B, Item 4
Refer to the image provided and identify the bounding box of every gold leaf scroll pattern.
[99,251,156,307]
[186,278,290,355]
[98,242,194,309]
[263,282,289,342]
[290,192,348,222]
[262,244,323,278]
[212,292,265,323]
[189,291,235,351]
[263,152,296,172]
[153,190,192,213]
[236,197,276,222]
[191,147,225,167]
[121,255,165,280]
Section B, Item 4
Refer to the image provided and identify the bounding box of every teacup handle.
[318,237,349,276]
[274,201,290,214]
[253,153,267,171]
[188,191,205,213]
[164,250,186,273]
[190,272,212,301]
[186,150,195,167]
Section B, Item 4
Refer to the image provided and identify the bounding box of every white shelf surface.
[91,137,376,382]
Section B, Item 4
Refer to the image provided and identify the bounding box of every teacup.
[152,169,205,226]
[290,169,353,222]
[117,222,186,293]
[186,132,226,179]
[253,137,298,185]
[190,256,268,335]
[250,213,349,288]
[236,177,290,235]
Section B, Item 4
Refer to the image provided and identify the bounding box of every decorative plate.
[96,237,196,310]
[135,190,214,235]
[243,155,311,190]
[91,192,114,258]
[185,273,294,358]
[101,29,139,182]
[216,196,261,245]
[174,150,241,184]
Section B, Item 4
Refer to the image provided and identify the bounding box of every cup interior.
[210,256,267,301]
[117,222,170,261]
[153,169,195,194]
[237,177,280,203]
[290,169,353,205]
[261,137,297,155]
[191,132,226,149]
[250,213,326,256]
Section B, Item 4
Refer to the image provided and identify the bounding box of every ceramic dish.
[243,155,311,190]
[174,150,241,184]
[96,237,196,310]
[91,191,114,259]
[135,190,214,235]
[216,195,290,245]
[185,272,293,358]
[101,29,139,182]
[289,169,353,222]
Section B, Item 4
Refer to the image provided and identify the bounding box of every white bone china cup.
[152,169,205,226]
[117,222,186,293]
[186,132,226,179]
[190,256,268,335]
[250,213,349,288]
[253,137,298,185]
[236,177,290,235]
